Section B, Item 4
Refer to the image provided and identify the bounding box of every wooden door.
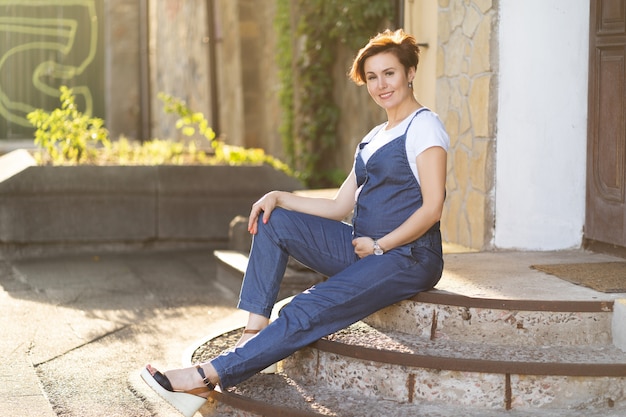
[586,0,626,250]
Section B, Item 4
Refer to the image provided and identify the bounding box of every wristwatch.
[373,240,384,256]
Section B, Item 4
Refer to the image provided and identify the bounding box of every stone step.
[208,249,626,415]
[201,374,626,417]
[282,321,626,410]
[364,292,614,346]
[214,249,326,300]
[193,326,626,417]
[216,249,616,347]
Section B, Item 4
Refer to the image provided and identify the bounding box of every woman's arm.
[248,169,358,234]
[352,146,447,257]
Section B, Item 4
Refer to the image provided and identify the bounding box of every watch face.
[373,241,384,255]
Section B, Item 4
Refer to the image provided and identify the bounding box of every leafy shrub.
[27,86,110,165]
[27,87,299,179]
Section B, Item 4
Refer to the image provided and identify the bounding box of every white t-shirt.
[357,108,450,185]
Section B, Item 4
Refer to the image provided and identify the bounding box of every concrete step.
[202,373,626,417]
[283,321,626,410]
[364,293,613,346]
[206,249,626,416]
[216,249,616,347]
[194,326,626,417]
[214,249,326,300]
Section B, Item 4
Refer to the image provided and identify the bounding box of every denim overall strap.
[353,108,439,240]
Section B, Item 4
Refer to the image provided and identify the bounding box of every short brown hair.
[349,29,420,85]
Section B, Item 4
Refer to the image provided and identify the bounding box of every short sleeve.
[405,111,450,184]
[406,111,450,157]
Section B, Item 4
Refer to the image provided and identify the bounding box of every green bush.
[275,0,393,187]
[27,86,110,165]
[27,87,299,179]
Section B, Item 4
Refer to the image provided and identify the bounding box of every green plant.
[276,0,393,187]
[27,86,110,165]
[28,87,298,178]
[159,93,298,177]
[275,0,295,170]
[99,136,210,166]
[159,92,217,145]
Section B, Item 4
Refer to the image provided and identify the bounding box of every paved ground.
[0,248,245,417]
[1,247,625,417]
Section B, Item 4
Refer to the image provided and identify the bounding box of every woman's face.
[364,51,415,111]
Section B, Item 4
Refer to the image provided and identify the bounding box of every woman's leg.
[212,244,443,388]
[144,209,362,392]
[235,208,357,345]
[236,207,357,318]
[235,314,270,347]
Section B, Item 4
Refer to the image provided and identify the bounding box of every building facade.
[408,0,625,254]
[1,0,624,254]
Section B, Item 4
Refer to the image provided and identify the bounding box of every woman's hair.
[349,29,420,85]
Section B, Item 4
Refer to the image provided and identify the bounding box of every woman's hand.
[352,236,376,258]
[248,191,281,235]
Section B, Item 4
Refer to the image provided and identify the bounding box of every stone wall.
[29,0,498,250]
[436,0,497,250]
[0,151,303,259]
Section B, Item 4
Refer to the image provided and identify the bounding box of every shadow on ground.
[0,249,242,417]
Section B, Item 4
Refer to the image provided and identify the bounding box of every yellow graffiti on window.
[0,0,98,128]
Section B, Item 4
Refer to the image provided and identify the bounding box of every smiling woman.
[141,29,450,417]
[363,52,417,127]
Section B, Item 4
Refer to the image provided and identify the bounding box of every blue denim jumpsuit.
[211,109,444,388]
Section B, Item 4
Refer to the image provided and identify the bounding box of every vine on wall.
[276,0,393,188]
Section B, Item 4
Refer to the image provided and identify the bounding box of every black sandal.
[140,365,214,417]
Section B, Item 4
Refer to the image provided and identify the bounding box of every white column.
[495,0,590,250]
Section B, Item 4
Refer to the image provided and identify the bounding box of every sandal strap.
[153,369,174,392]
[243,329,261,334]
[195,365,215,391]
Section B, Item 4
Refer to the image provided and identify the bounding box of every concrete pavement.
[0,248,245,417]
[1,247,625,417]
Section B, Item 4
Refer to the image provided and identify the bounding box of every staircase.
[191,222,626,416]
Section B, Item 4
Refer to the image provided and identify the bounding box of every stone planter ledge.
[0,150,302,259]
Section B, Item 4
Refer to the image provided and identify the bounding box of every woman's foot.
[233,325,278,375]
[235,313,270,347]
[146,364,216,397]
[235,328,262,347]
[140,363,218,417]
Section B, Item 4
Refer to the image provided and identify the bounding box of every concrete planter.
[0,151,303,257]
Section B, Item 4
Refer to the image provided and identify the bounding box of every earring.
[408,81,413,89]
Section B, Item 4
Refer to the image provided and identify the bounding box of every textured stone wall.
[104,0,497,250]
[436,0,497,250]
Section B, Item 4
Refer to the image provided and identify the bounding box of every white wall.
[495,0,590,250]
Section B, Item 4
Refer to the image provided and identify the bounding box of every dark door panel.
[586,0,626,247]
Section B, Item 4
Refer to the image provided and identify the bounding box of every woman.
[141,28,449,417]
